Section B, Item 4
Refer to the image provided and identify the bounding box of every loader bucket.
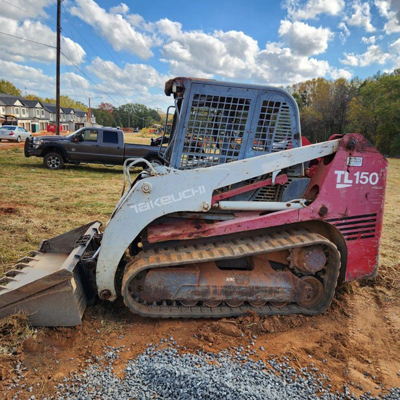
[0,221,101,326]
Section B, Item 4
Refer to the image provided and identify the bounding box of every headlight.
[32,140,43,148]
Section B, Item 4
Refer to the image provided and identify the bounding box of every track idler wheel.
[225,300,244,308]
[297,276,324,308]
[203,300,222,308]
[249,300,267,307]
[180,300,198,307]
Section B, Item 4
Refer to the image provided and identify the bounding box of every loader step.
[121,229,341,318]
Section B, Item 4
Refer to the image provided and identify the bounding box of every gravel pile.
[47,338,400,400]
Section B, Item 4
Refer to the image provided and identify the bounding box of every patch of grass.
[374,158,400,302]
[0,149,138,274]
[0,314,35,355]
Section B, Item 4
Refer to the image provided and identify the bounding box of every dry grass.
[374,158,400,302]
[0,148,137,274]
[0,149,399,299]
[0,314,35,354]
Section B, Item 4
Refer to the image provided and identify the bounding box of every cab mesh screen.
[253,100,293,153]
[179,94,251,169]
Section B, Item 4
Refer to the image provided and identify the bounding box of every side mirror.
[73,137,78,142]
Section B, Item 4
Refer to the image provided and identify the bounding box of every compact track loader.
[0,78,387,326]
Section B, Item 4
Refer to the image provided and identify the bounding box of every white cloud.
[0,17,85,65]
[389,37,400,68]
[63,72,90,91]
[341,45,391,66]
[158,25,260,79]
[345,1,376,32]
[156,19,335,86]
[338,22,350,43]
[70,0,154,59]
[84,57,171,107]
[109,3,129,15]
[278,20,333,56]
[0,60,54,96]
[0,0,53,22]
[390,37,400,51]
[375,0,400,33]
[329,67,353,80]
[285,0,345,20]
[255,42,331,84]
[156,19,184,39]
[362,36,376,43]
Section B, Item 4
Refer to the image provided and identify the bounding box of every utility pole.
[56,0,61,135]
[87,96,101,125]
[87,97,91,123]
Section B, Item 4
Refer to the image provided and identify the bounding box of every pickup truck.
[24,127,163,170]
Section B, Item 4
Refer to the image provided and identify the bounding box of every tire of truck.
[43,152,65,170]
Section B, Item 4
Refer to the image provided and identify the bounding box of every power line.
[0,28,150,121]
[0,0,56,28]
[79,0,126,69]
[0,31,56,48]
[61,5,123,102]
[0,29,118,107]
[61,52,121,106]
[61,13,89,101]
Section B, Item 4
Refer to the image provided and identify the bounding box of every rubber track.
[121,229,341,318]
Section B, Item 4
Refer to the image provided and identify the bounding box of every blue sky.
[0,0,399,109]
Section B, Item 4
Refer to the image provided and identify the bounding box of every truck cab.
[25,127,162,169]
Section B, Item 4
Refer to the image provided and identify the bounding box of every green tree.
[0,80,21,96]
[348,70,400,155]
[41,95,88,111]
[92,108,116,127]
[115,103,162,129]
[290,77,360,143]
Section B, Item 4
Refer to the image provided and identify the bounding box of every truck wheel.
[17,136,21,143]
[44,152,64,170]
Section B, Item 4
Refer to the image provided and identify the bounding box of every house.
[0,94,31,130]
[74,109,87,129]
[61,107,76,131]
[0,92,96,132]
[21,99,49,132]
[41,103,69,131]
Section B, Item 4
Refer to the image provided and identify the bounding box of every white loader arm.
[96,140,340,300]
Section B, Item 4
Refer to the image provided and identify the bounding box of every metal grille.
[179,94,251,169]
[326,213,377,241]
[253,100,293,153]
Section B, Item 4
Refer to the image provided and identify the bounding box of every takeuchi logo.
[130,185,206,213]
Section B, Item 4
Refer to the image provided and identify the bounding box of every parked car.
[0,125,32,142]
[25,127,164,170]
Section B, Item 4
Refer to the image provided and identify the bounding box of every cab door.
[97,130,124,164]
[69,128,100,162]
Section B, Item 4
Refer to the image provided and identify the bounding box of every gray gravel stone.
[45,342,400,400]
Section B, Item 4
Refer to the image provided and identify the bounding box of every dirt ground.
[0,147,399,399]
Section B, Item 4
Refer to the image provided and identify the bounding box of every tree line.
[0,79,88,111]
[288,70,400,156]
[92,102,162,129]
